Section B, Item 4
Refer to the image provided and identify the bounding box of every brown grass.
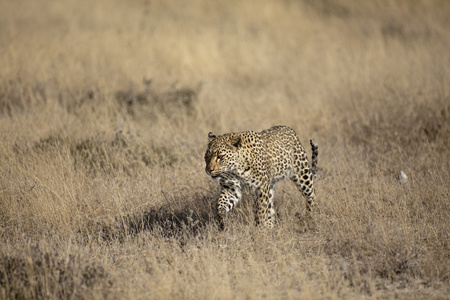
[1,0,449,299]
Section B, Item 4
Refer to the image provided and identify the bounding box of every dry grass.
[1,0,449,299]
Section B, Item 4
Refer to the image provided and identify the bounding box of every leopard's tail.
[310,140,318,182]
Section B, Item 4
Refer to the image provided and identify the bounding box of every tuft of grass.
[115,79,199,118]
[0,245,113,299]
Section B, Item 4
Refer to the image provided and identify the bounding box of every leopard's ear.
[230,135,241,149]
[208,132,216,142]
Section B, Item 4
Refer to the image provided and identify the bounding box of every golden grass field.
[1,0,449,298]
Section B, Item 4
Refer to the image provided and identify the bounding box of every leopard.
[204,125,318,229]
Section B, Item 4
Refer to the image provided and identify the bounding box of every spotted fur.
[205,125,318,229]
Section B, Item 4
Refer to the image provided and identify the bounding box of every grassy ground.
[0,0,449,299]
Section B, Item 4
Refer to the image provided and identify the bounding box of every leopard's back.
[260,126,307,182]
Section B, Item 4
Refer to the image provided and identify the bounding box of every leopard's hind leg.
[290,143,318,214]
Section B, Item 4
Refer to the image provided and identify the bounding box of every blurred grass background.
[0,0,449,299]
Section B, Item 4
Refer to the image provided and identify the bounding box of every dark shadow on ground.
[93,192,218,243]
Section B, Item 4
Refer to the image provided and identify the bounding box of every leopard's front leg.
[255,181,275,228]
[217,178,242,230]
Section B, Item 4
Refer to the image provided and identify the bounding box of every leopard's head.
[204,132,242,179]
